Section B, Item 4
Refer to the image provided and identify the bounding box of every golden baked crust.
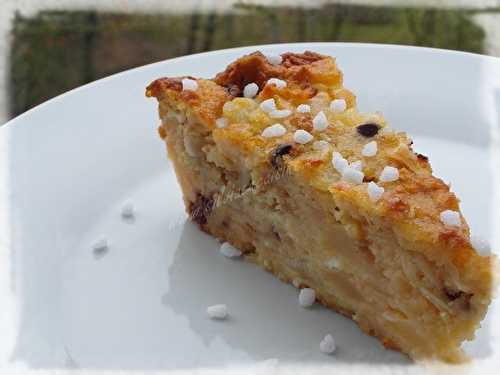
[147,51,496,362]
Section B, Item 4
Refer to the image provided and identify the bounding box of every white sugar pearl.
[362,141,378,157]
[298,288,316,307]
[312,111,329,131]
[350,160,363,171]
[269,109,292,119]
[342,167,364,185]
[293,129,313,144]
[260,98,277,113]
[219,242,242,257]
[262,124,287,138]
[92,237,109,257]
[207,304,228,319]
[332,152,348,173]
[330,99,346,113]
[264,53,282,65]
[121,200,135,219]
[267,78,287,89]
[243,82,259,98]
[296,104,311,113]
[216,117,228,128]
[319,334,337,354]
[181,78,198,91]
[440,210,461,227]
[470,235,491,256]
[379,166,399,182]
[313,140,329,151]
[367,182,384,202]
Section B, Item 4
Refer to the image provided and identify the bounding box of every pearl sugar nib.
[342,167,364,185]
[243,82,259,98]
[320,334,337,354]
[350,160,363,171]
[296,104,311,113]
[207,304,228,320]
[92,237,109,258]
[260,98,276,113]
[121,200,135,219]
[312,111,329,131]
[332,152,348,173]
[293,129,313,144]
[367,182,384,202]
[262,124,286,138]
[298,288,316,307]
[269,109,292,119]
[330,99,346,113]
[220,242,242,258]
[379,166,399,182]
[264,53,283,65]
[181,78,198,91]
[362,141,378,157]
[440,210,461,227]
[267,78,287,89]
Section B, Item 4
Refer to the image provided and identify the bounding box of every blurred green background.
[8,2,497,118]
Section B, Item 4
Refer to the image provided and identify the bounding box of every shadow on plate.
[161,221,410,366]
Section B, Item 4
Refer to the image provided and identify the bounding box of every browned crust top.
[146,51,496,286]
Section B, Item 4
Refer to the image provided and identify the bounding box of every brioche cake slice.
[146,51,495,362]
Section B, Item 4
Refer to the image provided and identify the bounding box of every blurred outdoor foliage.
[9,3,485,116]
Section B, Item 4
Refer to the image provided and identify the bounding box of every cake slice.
[146,51,495,362]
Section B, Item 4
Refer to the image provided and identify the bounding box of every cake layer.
[146,51,495,362]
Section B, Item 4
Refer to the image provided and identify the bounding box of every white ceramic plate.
[1,43,499,374]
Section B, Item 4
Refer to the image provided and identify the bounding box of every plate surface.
[1,43,499,374]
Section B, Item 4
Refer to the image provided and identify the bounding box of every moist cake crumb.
[271,143,293,167]
[319,334,337,354]
[262,124,287,138]
[220,242,242,257]
[207,304,228,319]
[292,278,302,288]
[440,210,461,227]
[299,288,316,307]
[326,257,342,270]
[216,117,228,128]
[313,140,329,151]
